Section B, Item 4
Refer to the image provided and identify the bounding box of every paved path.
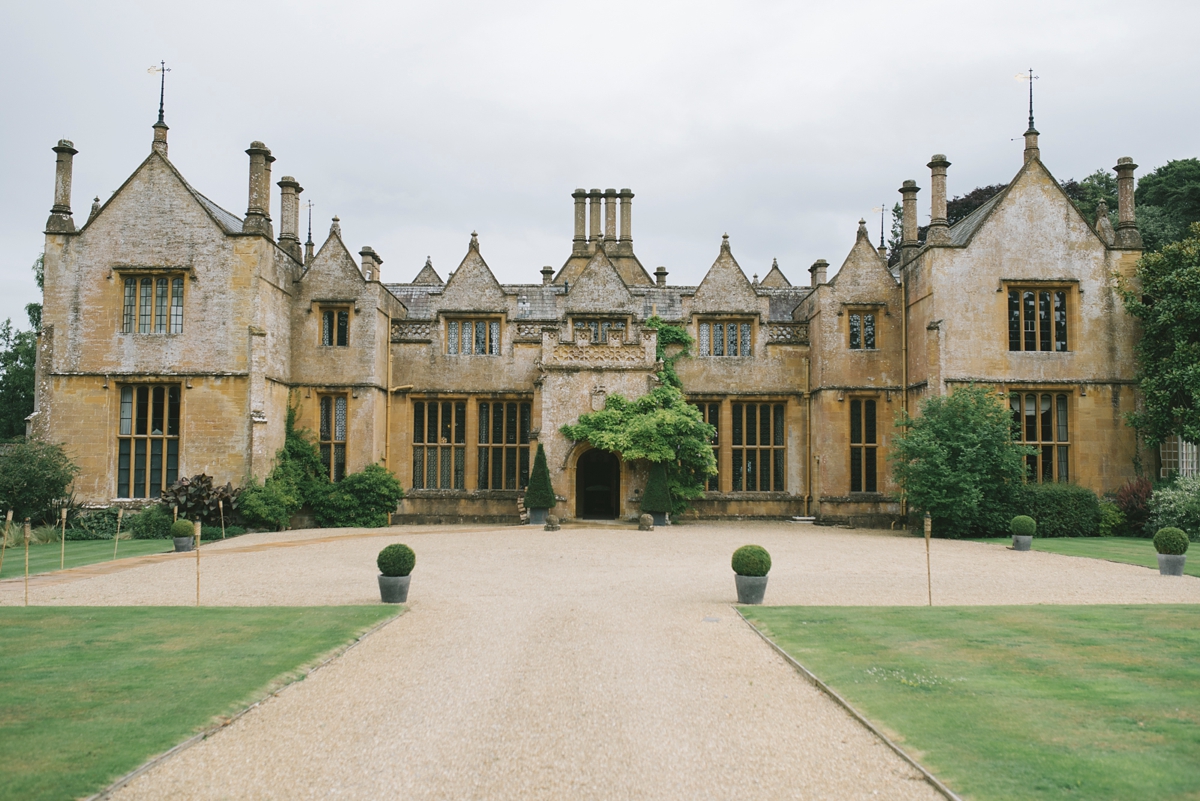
[7,522,1197,799]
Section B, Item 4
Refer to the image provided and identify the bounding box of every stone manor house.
[31,115,1158,524]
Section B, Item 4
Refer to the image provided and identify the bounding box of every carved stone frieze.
[766,323,809,345]
[392,321,432,342]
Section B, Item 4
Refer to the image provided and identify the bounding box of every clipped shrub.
[1097,500,1125,537]
[1018,483,1101,538]
[1153,527,1189,555]
[238,477,301,531]
[160,474,239,526]
[524,444,556,510]
[201,525,247,540]
[313,463,403,528]
[72,507,122,540]
[1149,475,1200,542]
[377,543,415,577]
[129,504,173,540]
[1010,515,1036,537]
[1114,477,1154,537]
[641,461,672,515]
[0,441,79,524]
[732,544,771,577]
[170,519,196,539]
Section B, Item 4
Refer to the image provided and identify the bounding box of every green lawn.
[0,539,174,581]
[974,536,1200,577]
[0,606,399,801]
[743,605,1200,801]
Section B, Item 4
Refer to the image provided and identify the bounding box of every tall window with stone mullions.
[412,401,466,490]
[1008,289,1068,352]
[321,308,350,347]
[117,384,180,498]
[478,401,532,490]
[122,276,184,334]
[849,312,875,350]
[731,402,785,491]
[1010,392,1070,482]
[698,320,753,357]
[849,398,877,493]
[447,319,501,356]
[320,395,348,482]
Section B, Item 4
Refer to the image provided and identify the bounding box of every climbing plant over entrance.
[560,317,716,516]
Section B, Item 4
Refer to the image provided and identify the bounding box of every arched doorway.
[576,449,620,519]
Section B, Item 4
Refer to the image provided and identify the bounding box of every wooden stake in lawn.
[112,508,124,561]
[60,507,68,570]
[0,509,12,577]
[218,499,225,539]
[173,505,178,522]
[24,518,31,607]
[924,511,933,607]
[194,519,201,606]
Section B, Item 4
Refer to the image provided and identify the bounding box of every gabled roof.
[412,257,444,285]
[303,221,367,284]
[759,259,791,288]
[829,220,897,288]
[690,235,760,314]
[564,247,637,314]
[438,233,507,311]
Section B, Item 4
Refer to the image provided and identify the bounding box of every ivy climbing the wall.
[560,317,716,517]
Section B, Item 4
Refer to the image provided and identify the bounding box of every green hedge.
[129,505,174,540]
[1018,483,1101,538]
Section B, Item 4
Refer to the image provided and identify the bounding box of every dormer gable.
[412,257,444,285]
[564,247,636,314]
[302,218,368,286]
[438,233,507,312]
[691,235,760,314]
[759,259,791,288]
[828,220,897,291]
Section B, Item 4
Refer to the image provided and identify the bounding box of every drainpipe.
[805,356,812,517]
[900,262,909,520]
[385,311,392,470]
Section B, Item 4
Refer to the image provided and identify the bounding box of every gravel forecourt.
[5,522,1198,799]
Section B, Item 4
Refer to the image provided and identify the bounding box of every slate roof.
[505,284,564,320]
[383,284,441,319]
[184,183,244,234]
[948,190,1005,247]
[636,287,690,322]
[762,287,811,321]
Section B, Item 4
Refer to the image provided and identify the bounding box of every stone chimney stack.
[572,189,587,255]
[542,266,554,285]
[46,140,78,233]
[619,189,633,253]
[1023,126,1040,164]
[603,189,618,249]
[899,180,921,264]
[809,259,828,287]
[152,120,169,156]
[359,247,382,282]
[588,188,602,249]
[1114,157,1143,249]
[926,155,951,244]
[655,266,668,287]
[277,176,303,261]
[242,142,275,236]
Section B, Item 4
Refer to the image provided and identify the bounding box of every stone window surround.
[319,306,351,348]
[849,397,878,493]
[569,315,631,344]
[444,316,503,356]
[116,382,181,499]
[1009,389,1072,483]
[690,397,786,493]
[1002,280,1077,353]
[117,272,186,335]
[411,395,534,492]
[696,317,756,358]
[319,393,349,482]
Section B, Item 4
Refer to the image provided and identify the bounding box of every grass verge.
[743,605,1200,801]
[973,536,1200,577]
[0,539,173,581]
[0,605,399,801]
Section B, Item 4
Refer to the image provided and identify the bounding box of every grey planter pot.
[528,508,548,526]
[173,536,194,553]
[1012,535,1032,551]
[735,574,769,604]
[1158,553,1187,576]
[378,574,411,603]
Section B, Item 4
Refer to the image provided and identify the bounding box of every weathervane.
[1015,68,1038,131]
[305,199,315,244]
[872,205,887,249]
[148,61,171,124]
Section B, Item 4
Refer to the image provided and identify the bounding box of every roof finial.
[721,232,730,253]
[330,215,341,237]
[470,230,479,250]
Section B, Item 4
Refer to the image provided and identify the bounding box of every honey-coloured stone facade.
[30,119,1154,525]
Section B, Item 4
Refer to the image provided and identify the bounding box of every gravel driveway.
[6,522,1197,799]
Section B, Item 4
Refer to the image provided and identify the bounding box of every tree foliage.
[1122,223,1200,445]
[313,463,402,528]
[1135,158,1200,251]
[641,461,671,514]
[561,318,716,516]
[947,184,1007,226]
[524,443,555,509]
[889,384,1031,538]
[1060,170,1119,226]
[0,440,78,523]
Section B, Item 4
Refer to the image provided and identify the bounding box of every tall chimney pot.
[542,266,555,285]
[278,176,303,261]
[1113,157,1143,249]
[926,155,951,245]
[359,246,382,282]
[899,179,921,264]
[655,265,668,287]
[618,188,633,255]
[572,189,587,255]
[588,189,602,247]
[46,140,78,233]
[603,188,617,247]
[809,259,828,287]
[242,141,275,237]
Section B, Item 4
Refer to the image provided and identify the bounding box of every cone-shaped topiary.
[377,543,416,577]
[732,545,771,576]
[641,461,672,515]
[1010,515,1036,537]
[170,519,195,539]
[524,444,556,510]
[1153,527,1189,555]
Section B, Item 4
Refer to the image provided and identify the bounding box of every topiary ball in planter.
[732,544,771,604]
[170,519,196,552]
[1010,515,1036,551]
[377,543,415,603]
[1153,527,1189,576]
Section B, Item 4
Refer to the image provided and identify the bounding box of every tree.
[889,384,1031,538]
[0,441,78,523]
[1060,170,1119,225]
[640,461,671,515]
[1134,158,1200,252]
[1122,222,1200,445]
[946,184,1007,226]
[524,443,555,510]
[0,307,38,441]
[561,318,716,517]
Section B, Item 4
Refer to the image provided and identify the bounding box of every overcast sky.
[2,0,1197,327]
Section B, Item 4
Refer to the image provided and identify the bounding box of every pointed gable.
[759,259,791,288]
[690,235,760,314]
[438,233,507,311]
[564,247,637,314]
[303,219,367,285]
[829,220,896,291]
[412,257,444,285]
